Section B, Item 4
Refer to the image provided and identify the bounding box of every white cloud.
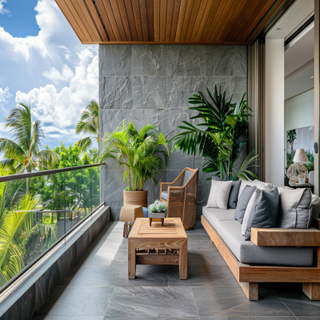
[16,49,98,133]
[42,64,74,84]
[0,0,9,15]
[0,86,11,117]
[0,0,98,148]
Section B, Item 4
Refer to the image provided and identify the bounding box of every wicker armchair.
[160,167,199,230]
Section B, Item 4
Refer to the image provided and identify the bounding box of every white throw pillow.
[206,180,233,210]
[242,188,262,235]
[238,179,274,200]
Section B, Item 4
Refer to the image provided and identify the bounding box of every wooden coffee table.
[128,218,188,280]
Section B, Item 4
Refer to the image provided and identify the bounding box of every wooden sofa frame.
[202,215,320,301]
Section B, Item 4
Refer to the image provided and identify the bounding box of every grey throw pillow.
[244,187,279,241]
[212,176,241,209]
[234,185,256,223]
[311,195,320,222]
[277,187,313,228]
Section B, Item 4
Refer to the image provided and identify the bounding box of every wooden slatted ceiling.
[55,0,289,45]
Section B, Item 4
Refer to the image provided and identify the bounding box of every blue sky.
[0,0,98,152]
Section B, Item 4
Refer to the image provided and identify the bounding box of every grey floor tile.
[281,300,320,317]
[66,265,120,287]
[45,286,114,316]
[105,286,198,318]
[43,317,104,320]
[225,317,296,320]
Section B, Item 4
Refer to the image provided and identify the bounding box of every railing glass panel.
[0,164,102,292]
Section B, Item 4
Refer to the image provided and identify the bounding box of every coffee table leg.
[179,240,188,280]
[128,240,136,279]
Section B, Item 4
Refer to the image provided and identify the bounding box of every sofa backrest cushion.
[244,187,279,240]
[277,187,313,228]
[234,185,256,223]
[238,179,274,200]
[206,180,233,210]
[242,188,262,236]
[212,176,241,209]
[312,194,320,221]
[183,169,194,186]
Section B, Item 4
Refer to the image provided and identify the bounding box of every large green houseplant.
[170,86,258,180]
[100,121,169,206]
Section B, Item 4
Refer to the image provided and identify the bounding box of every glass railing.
[0,164,103,293]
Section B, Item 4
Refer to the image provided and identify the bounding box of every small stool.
[120,205,144,237]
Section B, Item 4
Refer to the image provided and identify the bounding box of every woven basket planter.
[123,190,148,208]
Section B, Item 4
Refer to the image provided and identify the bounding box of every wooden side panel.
[303,283,320,300]
[251,228,320,247]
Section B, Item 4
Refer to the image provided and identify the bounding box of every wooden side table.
[119,205,144,237]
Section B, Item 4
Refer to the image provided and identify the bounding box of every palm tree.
[75,100,99,159]
[0,103,59,192]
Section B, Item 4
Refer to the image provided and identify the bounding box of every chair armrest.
[160,182,173,193]
[251,227,320,247]
[167,186,185,202]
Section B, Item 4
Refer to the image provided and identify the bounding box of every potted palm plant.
[170,86,258,180]
[100,121,169,207]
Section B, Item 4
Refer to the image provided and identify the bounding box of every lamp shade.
[293,149,308,163]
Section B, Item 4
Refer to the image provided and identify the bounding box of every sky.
[0,0,98,153]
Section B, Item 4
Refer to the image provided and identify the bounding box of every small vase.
[298,177,305,184]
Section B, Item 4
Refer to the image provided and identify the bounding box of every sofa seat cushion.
[204,215,313,267]
[202,207,235,225]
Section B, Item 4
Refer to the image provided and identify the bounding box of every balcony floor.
[33,221,320,320]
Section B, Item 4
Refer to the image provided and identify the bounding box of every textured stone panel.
[132,76,166,109]
[229,76,247,103]
[100,77,132,109]
[132,45,166,76]
[206,46,247,77]
[166,45,206,76]
[99,45,132,77]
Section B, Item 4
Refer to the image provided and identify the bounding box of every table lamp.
[287,149,308,184]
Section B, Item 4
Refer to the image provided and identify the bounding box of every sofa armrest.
[251,227,320,247]
[167,186,185,202]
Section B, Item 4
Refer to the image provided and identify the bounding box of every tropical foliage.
[75,100,99,159]
[100,121,169,191]
[170,86,258,180]
[0,103,59,192]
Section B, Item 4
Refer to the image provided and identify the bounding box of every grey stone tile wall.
[99,45,248,220]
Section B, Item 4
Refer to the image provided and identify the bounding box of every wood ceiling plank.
[170,0,181,41]
[185,0,202,42]
[154,0,160,41]
[203,0,227,42]
[175,0,187,42]
[76,0,102,41]
[123,0,138,41]
[70,0,95,41]
[165,0,175,42]
[116,0,133,41]
[240,0,278,42]
[246,0,285,43]
[139,0,149,41]
[132,0,143,41]
[94,0,116,41]
[219,0,249,42]
[109,0,127,41]
[55,0,87,42]
[229,0,263,42]
[159,0,167,42]
[211,0,239,42]
[147,0,154,41]
[190,0,210,42]
[199,0,222,42]
[224,0,256,41]
[83,0,108,41]
[180,0,195,42]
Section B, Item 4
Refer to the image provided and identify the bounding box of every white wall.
[285,89,314,131]
[265,38,285,187]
